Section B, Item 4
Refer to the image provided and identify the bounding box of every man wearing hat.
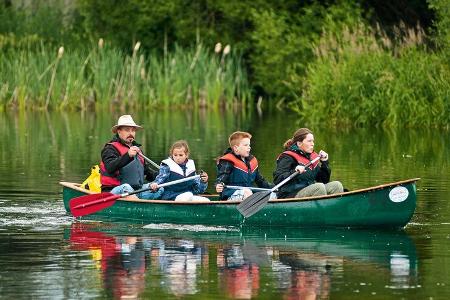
[100,115,163,199]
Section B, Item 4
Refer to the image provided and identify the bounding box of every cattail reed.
[0,41,251,110]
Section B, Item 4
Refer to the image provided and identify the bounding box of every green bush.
[1,0,448,126]
[292,23,450,127]
[429,0,450,51]
[248,2,364,101]
[0,3,83,49]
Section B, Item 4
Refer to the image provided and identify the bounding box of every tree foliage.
[1,0,448,107]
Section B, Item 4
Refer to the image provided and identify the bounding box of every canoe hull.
[61,178,418,228]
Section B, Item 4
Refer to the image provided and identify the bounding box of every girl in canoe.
[273,128,343,198]
[150,140,210,201]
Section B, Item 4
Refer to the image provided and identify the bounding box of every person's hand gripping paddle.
[237,156,321,218]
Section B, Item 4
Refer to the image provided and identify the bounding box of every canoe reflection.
[68,223,418,299]
[217,246,261,299]
[146,238,206,296]
[70,226,146,299]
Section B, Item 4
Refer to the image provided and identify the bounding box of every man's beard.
[122,135,134,145]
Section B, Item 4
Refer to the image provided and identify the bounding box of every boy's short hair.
[228,131,252,147]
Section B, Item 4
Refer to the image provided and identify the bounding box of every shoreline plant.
[291,21,449,128]
[0,40,251,111]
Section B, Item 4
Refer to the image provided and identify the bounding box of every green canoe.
[60,178,419,229]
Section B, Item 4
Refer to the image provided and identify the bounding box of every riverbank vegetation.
[0,41,249,110]
[293,21,450,127]
[0,0,448,127]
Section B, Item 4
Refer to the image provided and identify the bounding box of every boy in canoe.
[215,131,272,200]
[100,115,163,200]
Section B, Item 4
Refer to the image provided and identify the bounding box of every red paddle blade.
[69,192,120,217]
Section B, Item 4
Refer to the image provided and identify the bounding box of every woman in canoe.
[273,128,343,198]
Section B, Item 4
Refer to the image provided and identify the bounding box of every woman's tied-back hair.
[283,128,313,150]
[229,131,252,147]
[170,140,190,156]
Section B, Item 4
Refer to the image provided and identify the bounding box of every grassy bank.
[0,41,251,111]
[292,22,450,127]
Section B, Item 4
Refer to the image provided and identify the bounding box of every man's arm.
[144,162,159,182]
[101,144,133,174]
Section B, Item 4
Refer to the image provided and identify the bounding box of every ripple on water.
[142,223,239,232]
[0,200,72,229]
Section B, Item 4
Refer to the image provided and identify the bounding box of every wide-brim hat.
[111,115,143,133]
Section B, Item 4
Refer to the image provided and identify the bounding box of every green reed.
[0,41,251,111]
[293,23,450,127]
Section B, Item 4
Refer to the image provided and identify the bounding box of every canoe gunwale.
[275,177,420,202]
[60,178,420,205]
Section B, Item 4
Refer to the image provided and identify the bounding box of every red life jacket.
[219,153,259,199]
[280,150,320,170]
[220,153,258,174]
[100,142,145,187]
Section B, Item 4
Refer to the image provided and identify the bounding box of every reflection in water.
[217,246,260,299]
[70,223,208,299]
[275,251,334,300]
[67,223,418,299]
[389,252,416,289]
[1,110,448,299]
[70,226,146,299]
[150,238,205,296]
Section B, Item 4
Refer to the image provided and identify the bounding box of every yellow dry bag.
[81,165,101,192]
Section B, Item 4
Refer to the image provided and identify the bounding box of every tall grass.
[0,41,251,111]
[292,23,450,127]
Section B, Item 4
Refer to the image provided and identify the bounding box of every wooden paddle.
[237,156,321,218]
[70,175,200,217]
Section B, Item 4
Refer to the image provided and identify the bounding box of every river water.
[0,109,449,299]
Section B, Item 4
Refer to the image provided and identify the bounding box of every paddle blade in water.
[69,192,119,217]
[237,191,271,218]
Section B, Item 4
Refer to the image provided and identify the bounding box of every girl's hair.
[229,131,252,147]
[170,140,190,156]
[283,128,313,150]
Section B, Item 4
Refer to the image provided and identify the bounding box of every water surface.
[0,110,449,299]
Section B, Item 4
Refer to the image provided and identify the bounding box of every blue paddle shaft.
[225,185,272,192]
[120,175,201,197]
